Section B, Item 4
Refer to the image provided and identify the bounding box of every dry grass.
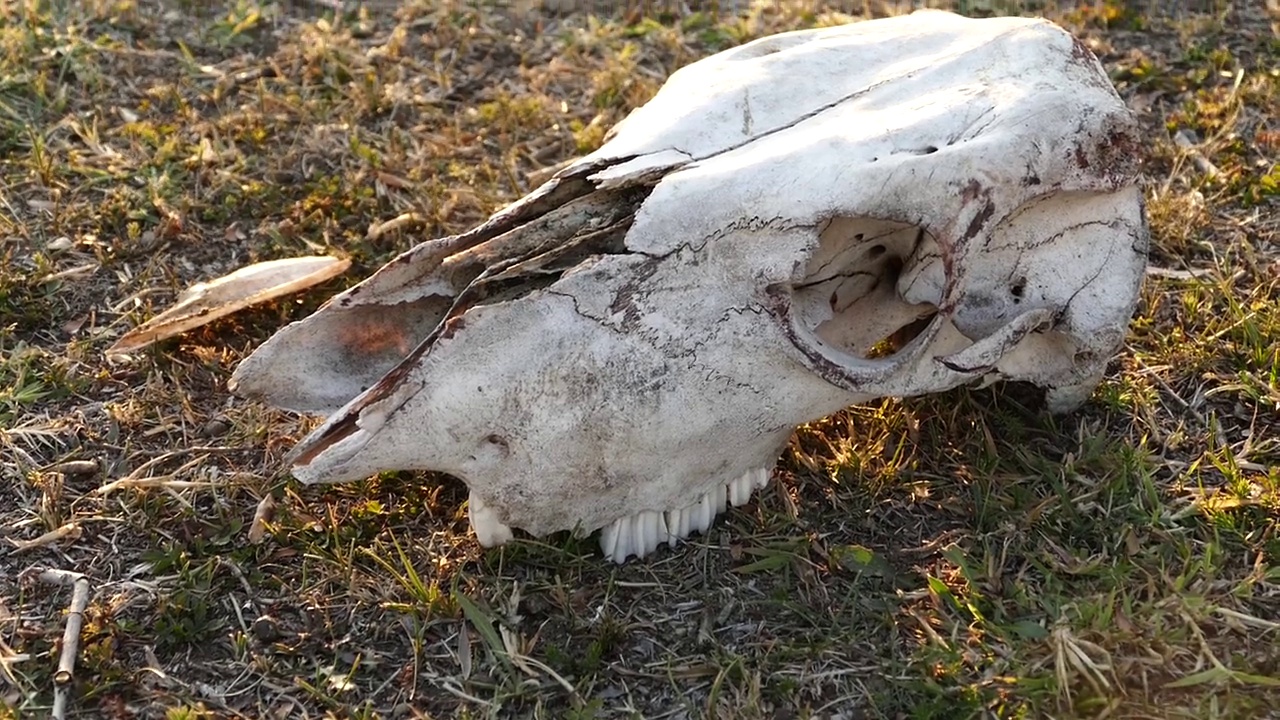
[0,0,1277,718]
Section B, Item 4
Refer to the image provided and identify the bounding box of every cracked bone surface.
[230,11,1149,562]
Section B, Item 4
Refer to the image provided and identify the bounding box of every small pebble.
[251,615,280,643]
[202,418,232,437]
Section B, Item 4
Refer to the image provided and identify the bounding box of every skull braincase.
[230,10,1148,561]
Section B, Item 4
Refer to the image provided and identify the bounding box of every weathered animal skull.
[231,11,1149,562]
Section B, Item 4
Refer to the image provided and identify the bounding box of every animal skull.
[230,10,1149,562]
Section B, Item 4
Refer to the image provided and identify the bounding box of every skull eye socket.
[793,217,940,363]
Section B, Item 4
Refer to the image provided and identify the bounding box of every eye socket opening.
[863,314,935,359]
[794,217,940,363]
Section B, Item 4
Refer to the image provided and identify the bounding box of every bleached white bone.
[468,491,514,548]
[230,11,1149,563]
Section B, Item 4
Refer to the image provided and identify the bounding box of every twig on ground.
[45,460,99,476]
[366,212,422,240]
[22,569,91,720]
[0,636,32,690]
[94,447,243,496]
[95,476,215,496]
[1144,265,1215,280]
[7,523,82,554]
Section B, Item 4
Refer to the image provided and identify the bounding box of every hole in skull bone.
[1010,277,1027,301]
[795,217,940,360]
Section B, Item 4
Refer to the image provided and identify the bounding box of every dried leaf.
[248,494,275,544]
[457,621,472,679]
[454,591,512,676]
[62,314,90,336]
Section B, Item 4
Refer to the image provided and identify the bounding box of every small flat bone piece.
[108,256,350,354]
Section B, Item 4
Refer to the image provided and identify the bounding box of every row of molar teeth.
[600,510,669,565]
[600,467,773,564]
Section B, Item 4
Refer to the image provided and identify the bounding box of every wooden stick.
[7,523,82,554]
[25,569,91,720]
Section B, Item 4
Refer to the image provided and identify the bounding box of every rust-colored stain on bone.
[343,321,413,358]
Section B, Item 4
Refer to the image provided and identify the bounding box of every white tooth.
[675,507,689,541]
[688,495,705,536]
[613,514,633,564]
[602,510,672,562]
[635,511,651,557]
[704,490,719,532]
[469,492,514,547]
[640,511,656,555]
[694,490,715,535]
[624,514,639,563]
[728,474,747,506]
[732,471,747,504]
[601,517,621,559]
[605,516,623,564]
[627,513,643,560]
[647,510,670,555]
[665,506,686,547]
[728,467,772,507]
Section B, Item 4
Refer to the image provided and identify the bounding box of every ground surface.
[1,0,1277,718]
